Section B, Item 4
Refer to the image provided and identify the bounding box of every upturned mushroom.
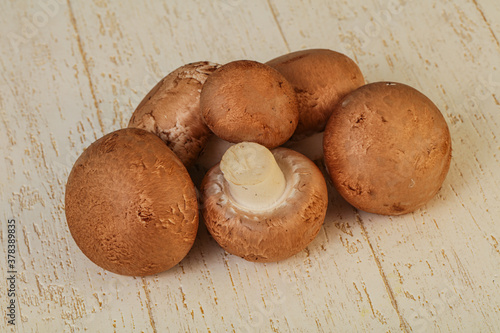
[201,142,328,262]
[323,82,452,215]
[267,49,365,139]
[200,60,299,149]
[65,128,199,276]
[129,61,220,166]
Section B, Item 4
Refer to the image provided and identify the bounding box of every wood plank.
[1,0,499,331]
[473,0,500,51]
[270,0,500,331]
[65,0,400,331]
[0,1,152,331]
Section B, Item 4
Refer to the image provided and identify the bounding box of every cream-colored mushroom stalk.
[220,142,286,211]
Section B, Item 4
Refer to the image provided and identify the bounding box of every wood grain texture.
[1,0,499,332]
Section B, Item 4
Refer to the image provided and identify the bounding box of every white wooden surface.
[1,0,499,332]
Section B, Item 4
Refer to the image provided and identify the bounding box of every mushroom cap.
[128,61,220,166]
[201,148,328,262]
[200,60,299,149]
[266,49,365,138]
[65,128,199,276]
[323,82,452,215]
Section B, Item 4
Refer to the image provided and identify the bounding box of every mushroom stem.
[220,142,286,211]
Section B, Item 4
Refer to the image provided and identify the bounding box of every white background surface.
[1,0,499,332]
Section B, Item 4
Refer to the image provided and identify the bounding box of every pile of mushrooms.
[65,49,451,276]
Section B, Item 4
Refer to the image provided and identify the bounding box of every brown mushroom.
[266,49,365,138]
[128,61,220,166]
[323,82,452,215]
[200,60,299,149]
[201,142,328,262]
[65,128,199,276]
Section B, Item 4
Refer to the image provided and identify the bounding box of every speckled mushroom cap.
[128,61,220,166]
[323,82,452,215]
[201,148,328,262]
[65,128,199,276]
[200,60,299,149]
[266,49,365,138]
